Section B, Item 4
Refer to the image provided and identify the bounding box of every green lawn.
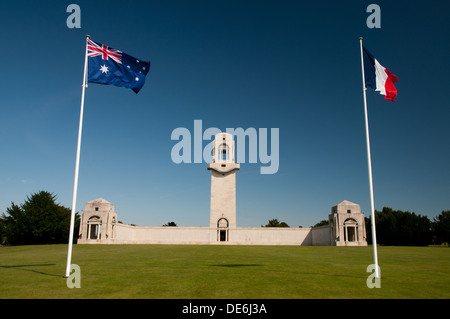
[0,244,449,299]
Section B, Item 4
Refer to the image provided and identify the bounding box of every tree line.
[365,207,450,246]
[1,191,449,246]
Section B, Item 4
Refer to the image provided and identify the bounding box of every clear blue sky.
[1,0,449,228]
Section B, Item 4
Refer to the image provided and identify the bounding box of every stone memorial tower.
[207,132,240,242]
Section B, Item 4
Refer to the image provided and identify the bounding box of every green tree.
[312,220,329,228]
[432,211,450,245]
[365,207,431,246]
[0,191,79,245]
[262,219,290,227]
[163,221,177,226]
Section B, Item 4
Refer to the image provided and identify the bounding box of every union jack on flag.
[87,38,150,94]
[87,39,122,64]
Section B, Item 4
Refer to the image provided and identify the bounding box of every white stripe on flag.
[374,58,388,96]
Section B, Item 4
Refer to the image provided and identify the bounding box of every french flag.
[363,46,398,102]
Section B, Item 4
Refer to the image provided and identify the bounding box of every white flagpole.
[65,35,90,278]
[359,37,380,279]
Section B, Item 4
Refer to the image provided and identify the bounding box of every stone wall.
[81,223,330,246]
[311,225,331,246]
[229,227,313,245]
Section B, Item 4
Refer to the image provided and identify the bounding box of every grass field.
[0,244,449,299]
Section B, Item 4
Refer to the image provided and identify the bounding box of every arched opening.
[217,218,229,242]
[87,216,102,240]
[218,144,230,162]
[343,218,358,242]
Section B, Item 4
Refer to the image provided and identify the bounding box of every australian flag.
[87,38,150,94]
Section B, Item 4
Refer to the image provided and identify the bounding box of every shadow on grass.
[210,264,263,267]
[0,264,60,277]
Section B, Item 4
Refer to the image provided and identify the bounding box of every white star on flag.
[100,65,109,74]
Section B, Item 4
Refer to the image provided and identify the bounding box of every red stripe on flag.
[384,69,398,102]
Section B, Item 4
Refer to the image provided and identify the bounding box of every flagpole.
[65,35,90,278]
[359,37,380,279]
